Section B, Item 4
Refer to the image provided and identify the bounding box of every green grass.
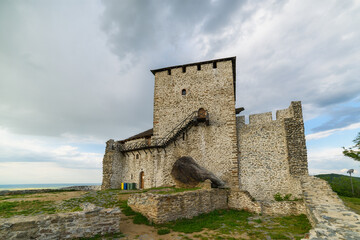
[0,190,125,218]
[158,209,251,233]
[157,228,171,235]
[0,200,57,218]
[340,196,360,214]
[316,173,360,197]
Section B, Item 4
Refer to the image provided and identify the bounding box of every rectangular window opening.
[167,69,171,75]
[182,66,186,73]
[197,64,201,71]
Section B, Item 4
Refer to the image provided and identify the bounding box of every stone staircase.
[301,176,360,239]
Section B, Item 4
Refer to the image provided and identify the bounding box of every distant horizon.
[0,183,101,191]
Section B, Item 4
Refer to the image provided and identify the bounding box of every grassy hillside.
[315,173,360,198]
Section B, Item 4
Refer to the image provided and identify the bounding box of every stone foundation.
[128,189,228,224]
[0,204,121,240]
[128,189,306,224]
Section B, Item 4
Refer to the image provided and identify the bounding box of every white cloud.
[306,122,360,140]
[0,127,102,170]
[308,147,360,177]
[0,162,101,184]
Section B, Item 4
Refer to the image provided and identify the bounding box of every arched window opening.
[182,89,186,96]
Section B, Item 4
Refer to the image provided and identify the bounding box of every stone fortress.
[102,57,360,239]
[102,57,307,201]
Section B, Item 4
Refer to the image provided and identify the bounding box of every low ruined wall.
[228,190,306,216]
[0,204,121,240]
[128,189,227,224]
[228,190,261,213]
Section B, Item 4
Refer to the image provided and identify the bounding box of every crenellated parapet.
[236,101,308,201]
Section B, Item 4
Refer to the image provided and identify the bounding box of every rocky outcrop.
[171,156,225,188]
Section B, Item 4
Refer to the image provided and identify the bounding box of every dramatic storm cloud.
[0,0,360,183]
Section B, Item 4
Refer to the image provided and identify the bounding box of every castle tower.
[150,57,239,187]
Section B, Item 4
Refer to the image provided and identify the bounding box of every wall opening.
[213,61,217,68]
[167,69,171,75]
[197,64,201,71]
[182,66,186,73]
[136,154,139,159]
[139,171,145,189]
[182,89,186,96]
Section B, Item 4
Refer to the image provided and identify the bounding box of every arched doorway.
[139,171,144,189]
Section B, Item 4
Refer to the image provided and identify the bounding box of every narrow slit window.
[136,154,139,159]
[182,66,186,73]
[182,89,186,96]
[213,61,217,69]
[168,69,171,75]
[197,64,201,71]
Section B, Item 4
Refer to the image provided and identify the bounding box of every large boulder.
[171,156,225,188]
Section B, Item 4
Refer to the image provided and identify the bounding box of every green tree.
[343,132,360,161]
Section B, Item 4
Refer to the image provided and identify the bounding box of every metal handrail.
[119,110,199,152]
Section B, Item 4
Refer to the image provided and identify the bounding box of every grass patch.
[157,228,171,235]
[0,189,126,217]
[158,209,252,234]
[0,200,57,218]
[340,196,360,214]
[316,173,360,197]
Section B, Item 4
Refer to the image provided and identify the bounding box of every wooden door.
[140,171,144,189]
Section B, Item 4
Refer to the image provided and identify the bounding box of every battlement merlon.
[237,101,304,125]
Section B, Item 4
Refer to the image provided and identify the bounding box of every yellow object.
[121,182,124,190]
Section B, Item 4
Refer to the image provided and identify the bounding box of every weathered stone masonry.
[237,101,307,200]
[101,57,308,202]
[0,204,121,240]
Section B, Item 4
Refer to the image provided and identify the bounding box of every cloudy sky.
[1,0,360,184]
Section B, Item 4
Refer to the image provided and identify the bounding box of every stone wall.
[228,190,306,216]
[0,204,121,240]
[128,189,306,224]
[237,102,306,201]
[283,102,308,176]
[128,189,228,224]
[102,139,124,189]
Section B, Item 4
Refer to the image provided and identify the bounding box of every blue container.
[124,183,127,190]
